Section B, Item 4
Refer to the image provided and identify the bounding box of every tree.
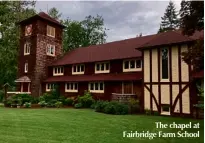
[0,1,36,87]
[63,15,108,53]
[158,1,179,33]
[48,7,62,21]
[180,1,204,71]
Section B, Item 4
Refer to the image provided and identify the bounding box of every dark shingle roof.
[18,12,65,28]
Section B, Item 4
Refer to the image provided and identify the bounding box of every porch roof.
[44,72,142,82]
[15,76,31,82]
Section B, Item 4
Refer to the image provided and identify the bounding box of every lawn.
[0,108,203,143]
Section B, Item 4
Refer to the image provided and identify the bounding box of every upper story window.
[47,25,55,38]
[53,67,64,76]
[95,62,110,74]
[123,59,142,72]
[72,64,85,75]
[46,83,55,92]
[47,44,55,56]
[88,82,104,93]
[65,82,78,92]
[25,24,32,36]
[161,48,169,80]
[24,42,30,55]
[24,63,28,73]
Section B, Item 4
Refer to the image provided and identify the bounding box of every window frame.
[65,82,78,92]
[53,67,64,76]
[46,44,55,56]
[46,83,55,92]
[24,42,30,55]
[123,59,142,72]
[72,64,85,75]
[160,48,169,82]
[95,62,110,74]
[47,25,55,38]
[88,82,104,93]
[24,63,28,73]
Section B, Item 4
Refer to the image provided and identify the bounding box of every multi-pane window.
[24,42,30,55]
[53,67,64,76]
[95,62,110,73]
[24,63,28,73]
[46,83,55,91]
[72,64,85,75]
[47,44,55,56]
[65,82,78,92]
[88,82,104,93]
[123,59,142,72]
[161,48,169,79]
[47,25,55,37]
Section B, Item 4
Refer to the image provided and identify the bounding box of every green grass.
[0,108,203,143]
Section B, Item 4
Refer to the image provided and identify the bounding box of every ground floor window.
[65,82,78,92]
[46,83,55,92]
[161,104,170,115]
[88,82,104,93]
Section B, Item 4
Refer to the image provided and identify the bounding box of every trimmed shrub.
[38,101,47,107]
[77,91,94,108]
[64,98,74,106]
[58,96,66,105]
[12,94,32,105]
[24,102,31,108]
[55,101,63,108]
[74,103,82,108]
[128,98,140,114]
[31,97,39,104]
[95,101,129,115]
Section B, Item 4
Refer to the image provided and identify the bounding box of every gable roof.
[138,30,204,49]
[51,29,203,66]
[17,12,65,28]
[51,34,155,66]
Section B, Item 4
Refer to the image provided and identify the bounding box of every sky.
[35,1,181,42]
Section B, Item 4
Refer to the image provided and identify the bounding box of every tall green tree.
[180,0,204,71]
[0,1,36,87]
[63,15,108,53]
[48,7,62,21]
[158,1,179,33]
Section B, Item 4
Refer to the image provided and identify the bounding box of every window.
[161,48,169,80]
[46,83,55,92]
[72,64,85,75]
[47,25,55,37]
[123,59,142,72]
[24,63,28,73]
[24,42,30,55]
[25,24,32,36]
[65,82,78,92]
[88,82,104,93]
[47,44,55,56]
[95,62,110,73]
[53,67,64,76]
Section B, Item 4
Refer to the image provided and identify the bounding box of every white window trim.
[24,42,30,55]
[88,82,104,93]
[46,83,55,92]
[160,48,170,82]
[72,64,85,75]
[47,25,55,38]
[65,83,78,93]
[53,67,64,76]
[95,62,110,74]
[24,63,28,73]
[123,59,142,72]
[46,44,55,57]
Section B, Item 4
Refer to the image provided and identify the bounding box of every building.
[13,12,203,117]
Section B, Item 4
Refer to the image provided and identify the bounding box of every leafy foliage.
[0,1,36,87]
[55,101,63,108]
[23,102,31,108]
[64,97,74,106]
[48,7,62,20]
[77,90,94,108]
[62,15,108,53]
[74,103,82,109]
[128,98,140,114]
[158,1,179,33]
